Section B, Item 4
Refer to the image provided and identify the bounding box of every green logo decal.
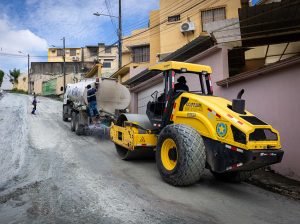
[216,123,227,137]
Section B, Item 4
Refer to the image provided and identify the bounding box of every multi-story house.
[113,0,242,83]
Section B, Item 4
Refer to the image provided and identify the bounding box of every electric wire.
[0,1,297,61]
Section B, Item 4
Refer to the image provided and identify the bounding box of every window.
[88,47,98,56]
[132,45,150,63]
[70,49,76,56]
[57,49,63,56]
[201,7,225,32]
[168,15,180,23]
[105,47,111,53]
[103,62,111,68]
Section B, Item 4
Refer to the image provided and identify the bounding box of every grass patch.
[8,88,28,95]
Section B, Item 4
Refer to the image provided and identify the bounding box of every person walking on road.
[31,94,37,115]
[86,84,100,125]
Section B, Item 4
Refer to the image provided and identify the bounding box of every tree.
[9,68,21,85]
[0,69,4,87]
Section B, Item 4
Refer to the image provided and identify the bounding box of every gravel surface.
[0,93,300,224]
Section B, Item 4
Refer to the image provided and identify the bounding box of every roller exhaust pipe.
[232,89,245,114]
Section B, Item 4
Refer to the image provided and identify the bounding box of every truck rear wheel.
[70,111,76,132]
[74,113,85,135]
[62,105,69,122]
[156,124,206,186]
[211,170,254,183]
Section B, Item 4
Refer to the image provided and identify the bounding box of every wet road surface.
[0,93,299,224]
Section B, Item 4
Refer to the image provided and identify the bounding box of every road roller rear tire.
[156,124,206,186]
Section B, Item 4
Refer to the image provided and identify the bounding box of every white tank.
[64,78,130,114]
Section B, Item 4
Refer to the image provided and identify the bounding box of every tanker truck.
[62,77,130,135]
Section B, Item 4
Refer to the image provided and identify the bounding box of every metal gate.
[42,79,57,95]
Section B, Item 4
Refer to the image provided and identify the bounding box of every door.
[42,79,57,95]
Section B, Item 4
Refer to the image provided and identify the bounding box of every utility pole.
[118,0,122,69]
[62,37,66,93]
[93,1,122,68]
[27,54,30,94]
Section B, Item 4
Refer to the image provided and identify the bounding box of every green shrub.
[9,88,28,94]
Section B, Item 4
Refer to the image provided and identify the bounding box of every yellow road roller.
[110,61,283,186]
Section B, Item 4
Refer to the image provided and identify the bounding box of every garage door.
[137,82,164,114]
[42,79,57,95]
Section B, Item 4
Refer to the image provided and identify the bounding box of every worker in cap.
[87,84,100,125]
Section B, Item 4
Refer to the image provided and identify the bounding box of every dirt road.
[0,93,299,224]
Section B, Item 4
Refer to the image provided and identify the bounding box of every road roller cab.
[110,61,284,186]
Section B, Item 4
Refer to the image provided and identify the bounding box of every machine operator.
[174,76,189,92]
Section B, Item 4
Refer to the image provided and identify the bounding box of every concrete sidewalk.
[247,168,300,200]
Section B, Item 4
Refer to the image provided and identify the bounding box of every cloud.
[0,19,48,53]
[23,0,159,46]
[0,0,159,74]
[0,17,48,73]
[25,0,112,46]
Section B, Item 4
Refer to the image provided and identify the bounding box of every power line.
[121,0,296,45]
[1,2,297,62]
[102,0,206,44]
[121,0,229,43]
[122,0,210,41]
[105,0,118,35]
[121,0,193,33]
[96,0,212,53]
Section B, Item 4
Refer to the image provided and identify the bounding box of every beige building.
[114,0,242,82]
[26,62,95,95]
[48,48,82,62]
[98,43,119,78]
[48,43,118,78]
[16,74,28,92]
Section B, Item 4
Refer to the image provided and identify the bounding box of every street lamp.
[93,0,122,69]
[93,12,118,18]
[18,51,30,94]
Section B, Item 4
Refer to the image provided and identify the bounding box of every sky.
[0,0,159,79]
[0,0,261,85]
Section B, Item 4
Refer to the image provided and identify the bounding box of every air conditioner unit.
[180,22,195,33]
[72,56,79,61]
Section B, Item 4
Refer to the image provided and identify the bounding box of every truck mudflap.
[204,138,284,173]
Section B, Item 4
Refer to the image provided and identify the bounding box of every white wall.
[137,82,164,114]
[1,74,13,90]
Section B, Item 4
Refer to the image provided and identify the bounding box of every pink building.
[124,43,300,181]
[190,47,300,181]
[120,1,300,180]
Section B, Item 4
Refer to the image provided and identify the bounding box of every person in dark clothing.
[86,84,99,124]
[31,95,37,115]
[174,76,189,92]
